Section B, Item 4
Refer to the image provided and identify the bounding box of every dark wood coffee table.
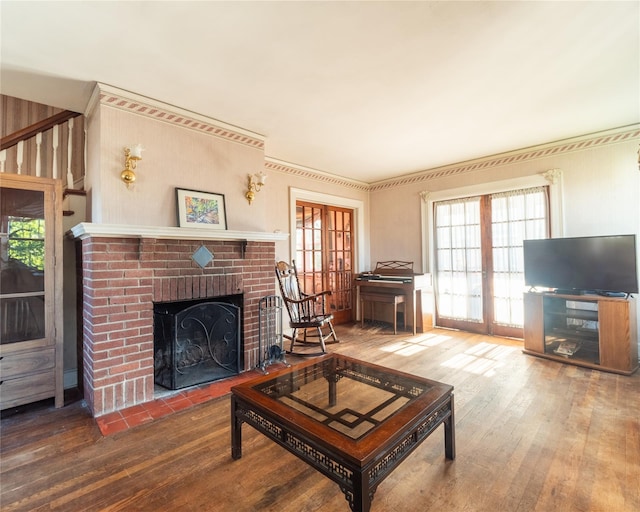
[231,354,455,512]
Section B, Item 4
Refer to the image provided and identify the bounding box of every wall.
[84,85,370,266]
[368,129,640,349]
[369,132,639,272]
[87,95,266,231]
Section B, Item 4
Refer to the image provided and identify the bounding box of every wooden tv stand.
[523,292,638,375]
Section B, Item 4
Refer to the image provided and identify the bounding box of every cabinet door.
[523,293,544,353]
[0,174,63,408]
[599,299,632,372]
[1,186,47,345]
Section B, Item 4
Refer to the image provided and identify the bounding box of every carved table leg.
[231,395,243,460]
[349,470,372,512]
[444,394,456,460]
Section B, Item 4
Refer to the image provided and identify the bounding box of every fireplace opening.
[153,295,243,390]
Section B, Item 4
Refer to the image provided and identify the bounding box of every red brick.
[109,362,141,375]
[107,278,140,288]
[107,327,141,340]
[94,374,126,387]
[109,262,140,271]
[92,322,124,334]
[124,333,153,345]
[125,367,155,380]
[109,312,139,323]
[92,341,125,355]
[93,357,125,370]
[108,295,136,305]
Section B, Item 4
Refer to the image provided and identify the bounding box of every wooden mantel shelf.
[69,222,289,242]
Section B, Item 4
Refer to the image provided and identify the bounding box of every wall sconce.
[245,171,267,204]
[121,144,143,187]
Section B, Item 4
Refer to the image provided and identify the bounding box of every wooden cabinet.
[523,292,638,375]
[0,174,64,409]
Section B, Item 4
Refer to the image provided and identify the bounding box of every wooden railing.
[0,110,84,188]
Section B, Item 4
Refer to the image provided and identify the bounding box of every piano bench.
[360,292,405,334]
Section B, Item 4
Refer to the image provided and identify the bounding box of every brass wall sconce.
[245,171,267,204]
[121,144,143,187]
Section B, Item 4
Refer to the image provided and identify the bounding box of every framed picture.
[176,188,227,230]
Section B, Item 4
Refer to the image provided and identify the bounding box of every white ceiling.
[1,1,638,184]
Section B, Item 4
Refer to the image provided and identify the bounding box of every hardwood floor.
[2,324,639,511]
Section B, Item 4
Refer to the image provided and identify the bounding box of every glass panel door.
[326,207,353,323]
[490,188,548,337]
[434,196,486,333]
[295,201,353,324]
[434,187,548,337]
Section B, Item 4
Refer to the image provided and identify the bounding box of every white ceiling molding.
[264,158,369,192]
[91,83,265,150]
[370,125,640,192]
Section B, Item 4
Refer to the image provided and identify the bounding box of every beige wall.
[83,86,370,267]
[369,134,640,348]
[369,137,639,273]
[560,142,638,236]
[88,106,265,230]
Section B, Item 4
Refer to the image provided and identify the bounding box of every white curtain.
[434,196,483,322]
[491,187,549,327]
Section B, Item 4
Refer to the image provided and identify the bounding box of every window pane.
[1,187,46,344]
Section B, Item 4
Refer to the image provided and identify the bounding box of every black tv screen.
[523,234,639,294]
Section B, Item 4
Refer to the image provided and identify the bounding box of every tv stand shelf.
[523,292,638,375]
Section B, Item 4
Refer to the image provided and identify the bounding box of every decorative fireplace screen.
[154,300,241,390]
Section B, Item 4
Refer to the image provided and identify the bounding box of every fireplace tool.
[258,295,289,373]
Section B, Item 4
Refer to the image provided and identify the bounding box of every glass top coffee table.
[231,354,455,512]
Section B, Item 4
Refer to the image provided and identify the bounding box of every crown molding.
[264,157,369,191]
[90,83,265,150]
[84,82,638,190]
[369,125,640,191]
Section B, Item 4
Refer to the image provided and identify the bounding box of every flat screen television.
[523,234,639,295]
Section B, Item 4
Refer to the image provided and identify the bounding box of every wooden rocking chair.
[275,260,339,354]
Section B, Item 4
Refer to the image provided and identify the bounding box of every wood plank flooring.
[2,324,639,511]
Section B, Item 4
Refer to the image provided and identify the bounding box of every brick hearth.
[77,234,277,417]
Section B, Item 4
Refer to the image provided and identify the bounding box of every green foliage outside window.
[8,217,45,271]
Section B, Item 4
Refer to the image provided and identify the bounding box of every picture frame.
[175,188,227,230]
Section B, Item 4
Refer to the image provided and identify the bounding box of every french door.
[295,201,354,324]
[434,187,548,338]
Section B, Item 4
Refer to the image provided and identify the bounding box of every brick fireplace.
[72,223,286,417]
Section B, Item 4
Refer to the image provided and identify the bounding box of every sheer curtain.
[434,196,482,322]
[491,187,548,327]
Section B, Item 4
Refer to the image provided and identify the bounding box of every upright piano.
[354,261,432,334]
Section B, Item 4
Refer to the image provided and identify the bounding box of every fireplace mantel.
[69,222,289,242]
